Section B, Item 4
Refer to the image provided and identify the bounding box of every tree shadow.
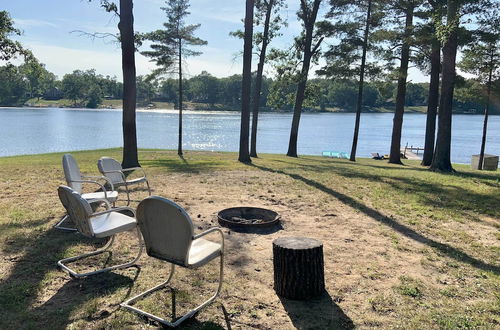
[141,158,225,173]
[250,164,500,275]
[279,291,354,330]
[222,223,283,235]
[31,271,137,329]
[0,223,140,328]
[263,158,500,226]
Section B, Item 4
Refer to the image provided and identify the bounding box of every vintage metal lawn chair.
[57,185,143,278]
[97,157,151,205]
[55,154,119,231]
[121,196,224,327]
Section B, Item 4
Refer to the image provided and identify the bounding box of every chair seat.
[187,238,222,268]
[115,177,147,186]
[128,176,147,184]
[82,191,119,202]
[91,212,137,238]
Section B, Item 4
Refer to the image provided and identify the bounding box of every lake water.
[1,107,499,164]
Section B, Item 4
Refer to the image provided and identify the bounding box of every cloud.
[13,18,58,29]
[23,43,143,79]
[22,42,241,80]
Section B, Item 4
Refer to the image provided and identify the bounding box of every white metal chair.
[121,196,224,328]
[97,157,151,205]
[55,154,119,231]
[57,185,143,278]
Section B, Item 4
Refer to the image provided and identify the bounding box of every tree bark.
[119,0,140,168]
[350,0,372,162]
[287,0,322,158]
[421,38,440,166]
[239,0,254,163]
[430,0,458,172]
[478,60,493,170]
[250,0,274,158]
[178,38,183,156]
[389,5,413,165]
[273,237,325,300]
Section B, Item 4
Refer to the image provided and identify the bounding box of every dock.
[402,149,422,160]
[402,144,423,160]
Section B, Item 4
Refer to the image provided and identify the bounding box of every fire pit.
[217,207,280,229]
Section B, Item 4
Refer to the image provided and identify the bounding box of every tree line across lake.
[0,64,493,113]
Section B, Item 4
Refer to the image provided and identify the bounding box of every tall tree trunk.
[178,38,183,156]
[430,0,458,172]
[477,59,493,170]
[287,0,322,158]
[421,38,440,166]
[250,0,274,158]
[239,0,254,163]
[119,0,139,168]
[350,0,372,162]
[389,5,413,164]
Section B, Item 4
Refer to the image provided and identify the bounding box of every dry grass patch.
[0,149,498,329]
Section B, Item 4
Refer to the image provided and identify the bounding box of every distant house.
[43,87,64,100]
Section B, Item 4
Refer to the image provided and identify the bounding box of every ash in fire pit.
[218,207,280,229]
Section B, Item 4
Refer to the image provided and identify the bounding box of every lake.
[1,107,499,164]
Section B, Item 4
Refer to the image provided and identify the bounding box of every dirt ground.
[1,152,498,329]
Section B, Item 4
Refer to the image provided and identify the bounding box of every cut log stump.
[273,237,325,300]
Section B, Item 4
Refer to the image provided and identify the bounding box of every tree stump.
[273,237,325,300]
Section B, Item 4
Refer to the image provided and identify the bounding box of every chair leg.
[120,253,224,328]
[58,228,143,278]
[145,179,152,196]
[124,183,131,206]
[54,214,77,232]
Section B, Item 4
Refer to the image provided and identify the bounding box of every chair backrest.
[62,154,83,193]
[97,157,124,185]
[137,196,194,266]
[58,185,94,237]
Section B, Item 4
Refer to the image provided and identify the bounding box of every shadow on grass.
[250,164,500,275]
[32,271,136,329]
[279,292,354,329]
[264,158,500,225]
[278,156,500,182]
[0,225,139,328]
[223,223,283,235]
[141,158,226,173]
[0,217,54,232]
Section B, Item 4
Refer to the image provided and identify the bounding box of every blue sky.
[3,0,427,82]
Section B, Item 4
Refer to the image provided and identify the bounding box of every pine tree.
[319,0,384,161]
[458,5,499,170]
[239,0,254,163]
[287,0,328,157]
[141,0,207,156]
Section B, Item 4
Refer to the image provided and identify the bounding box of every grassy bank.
[0,149,498,329]
[22,98,431,113]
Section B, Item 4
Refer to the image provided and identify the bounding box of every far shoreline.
[0,103,488,115]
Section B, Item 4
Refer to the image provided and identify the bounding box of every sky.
[3,0,428,82]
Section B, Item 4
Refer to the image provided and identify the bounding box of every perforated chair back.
[98,157,124,185]
[58,185,94,237]
[137,196,194,266]
[62,154,83,193]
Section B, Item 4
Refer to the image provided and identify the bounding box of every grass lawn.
[0,149,498,329]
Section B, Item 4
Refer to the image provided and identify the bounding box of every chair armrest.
[101,170,127,182]
[88,198,111,210]
[82,175,115,191]
[122,167,147,179]
[69,179,110,199]
[193,227,224,252]
[91,206,136,218]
